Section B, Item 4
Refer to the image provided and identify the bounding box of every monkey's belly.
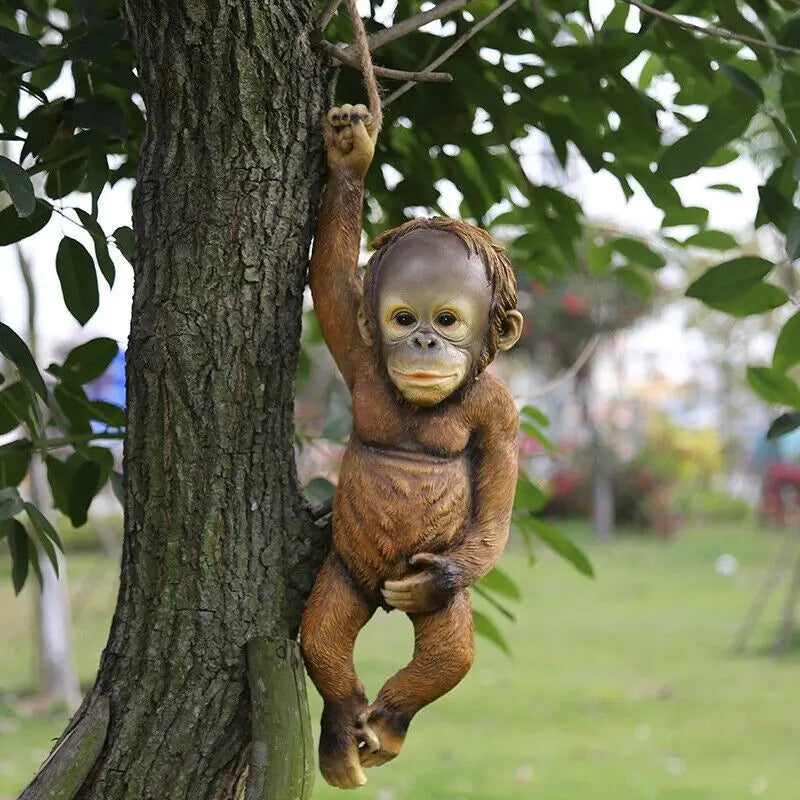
[333,441,471,598]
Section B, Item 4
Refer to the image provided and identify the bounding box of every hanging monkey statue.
[299,101,524,790]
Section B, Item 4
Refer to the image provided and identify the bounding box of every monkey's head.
[359,217,523,407]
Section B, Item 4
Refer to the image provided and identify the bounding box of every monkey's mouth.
[392,370,457,384]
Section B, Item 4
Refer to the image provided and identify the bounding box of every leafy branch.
[626,0,800,57]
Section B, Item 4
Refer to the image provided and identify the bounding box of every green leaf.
[774,311,800,373]
[767,412,800,440]
[56,237,99,326]
[520,421,556,452]
[787,214,800,261]
[0,155,35,217]
[86,136,108,218]
[520,405,550,427]
[0,25,44,67]
[65,96,126,140]
[45,157,87,201]
[522,517,595,578]
[75,209,115,287]
[708,183,741,194]
[0,322,48,400]
[67,18,127,61]
[700,283,788,317]
[113,226,133,262]
[514,476,547,513]
[615,266,652,299]
[747,367,800,409]
[472,609,511,655]
[662,206,708,228]
[479,566,521,601]
[0,382,33,434]
[24,502,61,575]
[611,237,665,270]
[28,534,42,588]
[24,501,63,551]
[6,519,30,594]
[0,486,23,522]
[684,230,739,251]
[686,257,773,303]
[720,64,764,102]
[305,476,335,504]
[0,200,51,246]
[86,401,125,427]
[0,440,32,489]
[68,460,102,527]
[110,470,123,505]
[60,337,118,385]
[657,92,758,180]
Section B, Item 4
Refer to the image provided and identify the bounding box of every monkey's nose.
[412,332,439,349]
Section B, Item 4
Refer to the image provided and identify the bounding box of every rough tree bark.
[22,2,334,798]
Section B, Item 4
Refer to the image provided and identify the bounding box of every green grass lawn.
[2,522,799,799]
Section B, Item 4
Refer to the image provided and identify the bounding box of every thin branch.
[383,0,521,107]
[317,0,343,31]
[626,0,800,57]
[320,40,453,82]
[528,336,600,400]
[344,0,473,55]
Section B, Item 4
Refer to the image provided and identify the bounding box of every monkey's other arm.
[382,378,519,613]
[309,105,377,388]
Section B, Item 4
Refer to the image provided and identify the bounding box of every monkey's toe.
[320,751,367,789]
[358,708,407,768]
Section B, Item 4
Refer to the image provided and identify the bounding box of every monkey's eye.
[394,311,417,327]
[435,312,457,327]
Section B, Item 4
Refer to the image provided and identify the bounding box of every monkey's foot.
[358,706,409,768]
[324,103,377,175]
[319,701,371,789]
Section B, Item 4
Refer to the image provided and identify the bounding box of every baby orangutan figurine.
[300,103,524,789]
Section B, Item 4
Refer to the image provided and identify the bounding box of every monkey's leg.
[361,589,475,768]
[300,553,377,789]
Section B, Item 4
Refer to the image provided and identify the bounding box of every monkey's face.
[371,232,493,407]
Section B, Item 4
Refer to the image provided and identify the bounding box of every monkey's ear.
[357,302,373,346]
[497,310,523,351]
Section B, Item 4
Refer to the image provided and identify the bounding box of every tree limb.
[343,0,474,55]
[317,0,343,32]
[320,40,453,82]
[383,0,521,107]
[528,336,600,399]
[626,0,800,57]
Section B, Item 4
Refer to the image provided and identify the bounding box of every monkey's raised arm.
[309,107,377,388]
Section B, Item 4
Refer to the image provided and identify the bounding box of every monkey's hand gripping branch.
[308,105,378,387]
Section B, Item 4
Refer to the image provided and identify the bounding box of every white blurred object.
[715,554,740,577]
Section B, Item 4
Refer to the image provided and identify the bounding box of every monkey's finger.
[327,107,348,128]
[409,552,442,568]
[351,103,372,125]
[349,117,373,152]
[358,726,380,753]
[382,591,427,612]
[339,102,355,121]
[383,574,429,592]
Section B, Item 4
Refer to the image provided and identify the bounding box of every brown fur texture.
[300,107,520,790]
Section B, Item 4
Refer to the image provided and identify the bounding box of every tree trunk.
[23,3,334,798]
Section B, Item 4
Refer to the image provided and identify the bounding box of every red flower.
[561,293,587,315]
